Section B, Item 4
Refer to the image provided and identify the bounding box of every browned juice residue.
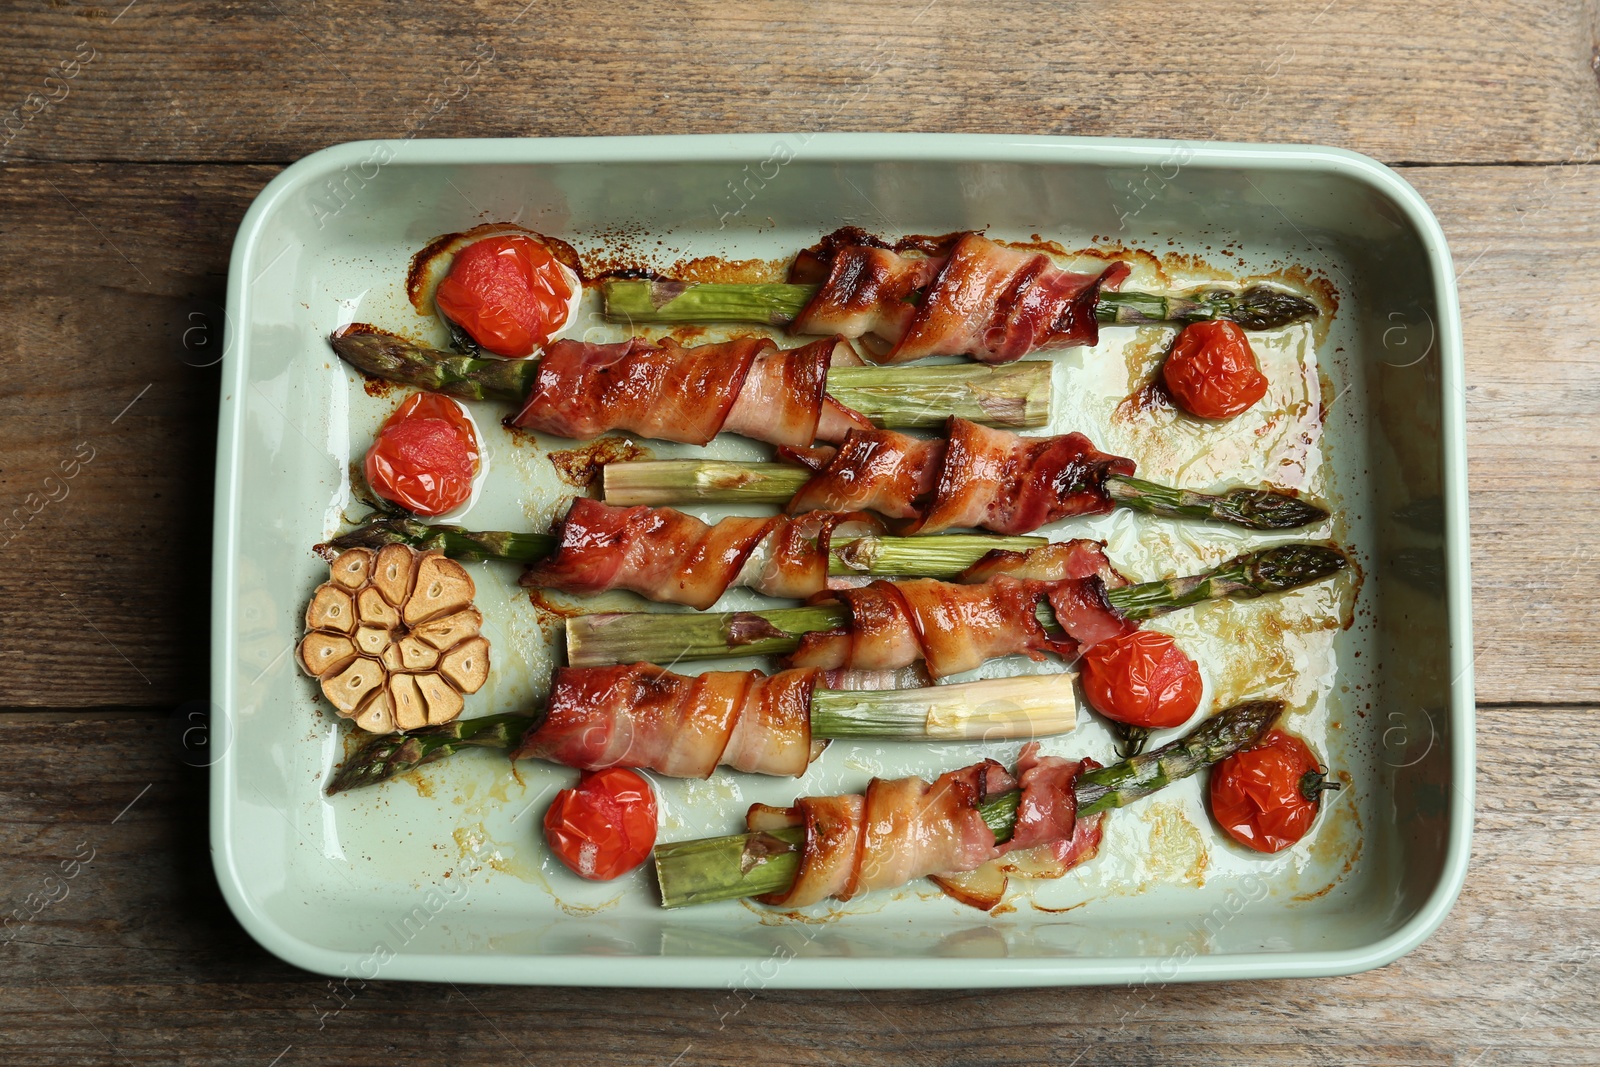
[665,255,787,284]
[547,436,652,488]
[1031,899,1091,914]
[740,898,853,926]
[525,589,588,622]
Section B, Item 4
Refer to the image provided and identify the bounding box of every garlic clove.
[329,548,375,591]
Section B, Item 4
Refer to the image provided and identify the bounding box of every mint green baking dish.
[211,133,1471,987]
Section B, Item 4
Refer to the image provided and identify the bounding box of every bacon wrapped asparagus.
[330,328,1054,447]
[565,543,1349,676]
[325,664,1083,793]
[604,417,1328,534]
[325,500,1047,610]
[604,228,1320,365]
[519,500,1046,609]
[654,698,1286,909]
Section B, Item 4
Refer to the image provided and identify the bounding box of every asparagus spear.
[327,712,532,794]
[602,460,1329,532]
[324,515,1045,580]
[326,674,1083,795]
[654,698,1286,908]
[564,544,1349,667]
[329,331,1053,430]
[603,280,1319,331]
[325,517,557,563]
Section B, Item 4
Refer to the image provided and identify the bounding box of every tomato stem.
[1298,769,1342,804]
[1113,724,1152,759]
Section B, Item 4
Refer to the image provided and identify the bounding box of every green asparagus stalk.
[324,515,1044,581]
[564,544,1349,667]
[653,699,1286,908]
[825,532,1046,577]
[602,461,810,506]
[329,330,1053,430]
[326,674,1083,795]
[332,330,541,403]
[1103,476,1329,531]
[603,280,1319,331]
[815,361,1051,430]
[602,460,1329,532]
[324,517,557,563]
[326,712,531,794]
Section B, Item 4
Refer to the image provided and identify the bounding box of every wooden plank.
[0,1,1597,166]
[1404,166,1600,703]
[0,708,1590,1065]
[0,164,276,706]
[0,161,1595,705]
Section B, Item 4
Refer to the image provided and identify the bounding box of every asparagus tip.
[1216,488,1330,530]
[1230,286,1320,330]
[1248,544,1349,592]
[325,734,422,795]
[322,517,425,554]
[328,327,405,375]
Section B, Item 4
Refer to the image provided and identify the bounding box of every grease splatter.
[547,436,652,488]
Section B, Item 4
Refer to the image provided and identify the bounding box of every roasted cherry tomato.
[1079,630,1204,729]
[1161,320,1269,420]
[1209,729,1339,853]
[543,768,659,881]
[363,392,480,517]
[434,234,576,358]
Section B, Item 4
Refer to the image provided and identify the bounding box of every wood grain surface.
[0,708,1593,1066]
[1,0,1597,1063]
[1,1,1598,165]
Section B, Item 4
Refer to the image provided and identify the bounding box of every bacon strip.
[511,663,820,778]
[787,577,1069,679]
[789,228,1130,364]
[786,430,944,521]
[785,418,1136,535]
[747,746,1094,909]
[915,419,1138,535]
[786,541,1131,678]
[520,498,884,610]
[965,540,1136,651]
[509,335,869,447]
[956,538,1115,583]
[931,750,1105,910]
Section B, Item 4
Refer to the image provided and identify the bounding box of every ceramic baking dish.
[211,133,1471,987]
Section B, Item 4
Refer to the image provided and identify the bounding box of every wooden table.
[2,2,1596,1062]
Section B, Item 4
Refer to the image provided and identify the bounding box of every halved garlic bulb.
[297,545,489,734]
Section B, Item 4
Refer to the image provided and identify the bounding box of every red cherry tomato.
[363,392,480,517]
[543,768,659,881]
[1209,730,1338,853]
[1079,630,1203,729]
[1161,320,1269,420]
[434,234,576,358]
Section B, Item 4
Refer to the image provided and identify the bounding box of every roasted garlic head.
[297,545,489,734]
